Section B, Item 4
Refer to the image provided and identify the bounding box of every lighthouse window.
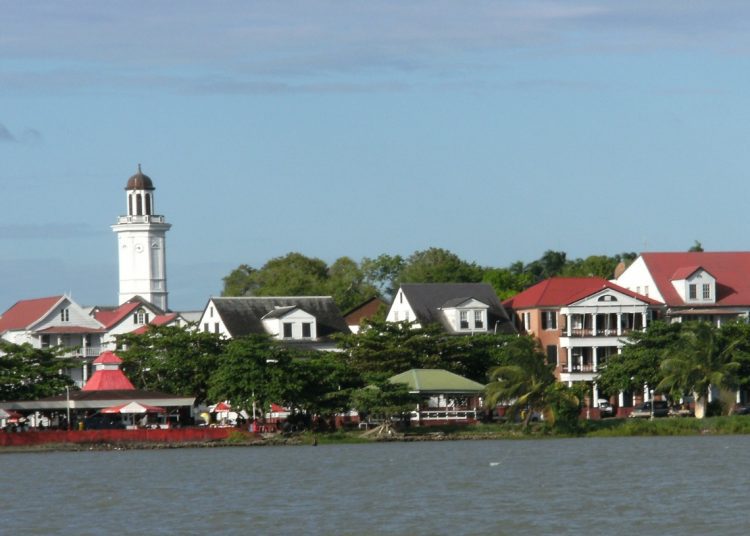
[128,195,133,216]
[136,194,143,216]
[145,193,152,215]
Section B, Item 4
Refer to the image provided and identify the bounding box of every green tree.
[208,335,292,417]
[325,256,379,312]
[0,341,75,400]
[337,318,509,383]
[524,250,568,282]
[361,253,405,300]
[351,381,419,424]
[482,268,534,300]
[221,264,257,296]
[596,321,683,396]
[117,325,226,403]
[398,247,484,285]
[658,322,741,418]
[485,336,579,428]
[285,352,364,421]
[688,240,704,252]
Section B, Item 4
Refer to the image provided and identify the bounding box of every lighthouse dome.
[126,165,154,190]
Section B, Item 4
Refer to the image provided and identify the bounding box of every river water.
[2,435,750,535]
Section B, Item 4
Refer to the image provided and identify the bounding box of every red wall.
[0,427,248,447]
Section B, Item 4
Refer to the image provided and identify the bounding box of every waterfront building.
[386,283,515,335]
[614,251,750,325]
[502,277,662,412]
[198,296,349,351]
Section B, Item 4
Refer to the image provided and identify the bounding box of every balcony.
[561,363,596,373]
[57,347,103,359]
[117,215,166,224]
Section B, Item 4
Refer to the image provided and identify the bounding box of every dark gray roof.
[399,283,515,334]
[211,297,349,339]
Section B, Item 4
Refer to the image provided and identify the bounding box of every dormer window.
[60,308,69,322]
[302,323,311,338]
[283,323,293,338]
[703,284,710,300]
[133,308,149,325]
[474,310,483,329]
[689,284,697,300]
[460,311,469,329]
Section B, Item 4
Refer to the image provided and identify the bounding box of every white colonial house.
[614,252,750,325]
[386,283,515,334]
[197,296,350,350]
[0,295,106,386]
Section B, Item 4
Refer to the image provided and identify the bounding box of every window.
[541,311,557,330]
[302,323,311,338]
[474,310,483,329]
[644,285,649,296]
[689,284,697,300]
[460,310,469,329]
[702,284,710,300]
[523,312,531,331]
[283,322,293,338]
[204,323,209,332]
[41,335,50,348]
[404,311,410,322]
[209,306,213,318]
[399,292,403,304]
[60,308,69,322]
[133,309,149,325]
[214,323,220,334]
[546,345,558,365]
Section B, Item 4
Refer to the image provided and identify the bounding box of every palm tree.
[658,321,740,418]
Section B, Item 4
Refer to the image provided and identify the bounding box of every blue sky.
[2,1,750,311]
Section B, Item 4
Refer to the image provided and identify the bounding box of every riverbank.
[4,415,750,453]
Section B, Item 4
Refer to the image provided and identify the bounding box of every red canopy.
[212,401,231,412]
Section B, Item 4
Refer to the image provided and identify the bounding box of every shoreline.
[4,415,750,453]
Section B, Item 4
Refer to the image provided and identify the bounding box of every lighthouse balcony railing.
[117,215,165,224]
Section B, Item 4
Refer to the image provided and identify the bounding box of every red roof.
[0,296,63,333]
[213,401,231,412]
[93,351,123,365]
[641,252,750,307]
[83,370,135,391]
[130,313,178,335]
[503,277,661,309]
[93,301,142,329]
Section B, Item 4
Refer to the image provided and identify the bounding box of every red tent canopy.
[212,401,231,412]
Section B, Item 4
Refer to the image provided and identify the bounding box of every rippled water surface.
[3,435,750,535]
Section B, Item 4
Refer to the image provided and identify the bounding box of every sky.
[2,1,750,311]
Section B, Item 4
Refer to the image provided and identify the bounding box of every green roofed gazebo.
[388,369,485,395]
[387,369,485,425]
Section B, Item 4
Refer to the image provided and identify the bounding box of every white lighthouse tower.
[112,166,171,311]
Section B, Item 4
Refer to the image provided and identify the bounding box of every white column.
[618,391,625,407]
[641,312,648,330]
[592,382,599,403]
[566,314,571,336]
[593,347,599,372]
[644,384,650,401]
[616,313,622,336]
[592,314,597,335]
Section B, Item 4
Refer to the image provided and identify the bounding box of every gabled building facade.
[503,277,663,405]
[0,295,107,386]
[614,252,750,325]
[386,283,515,335]
[197,296,349,350]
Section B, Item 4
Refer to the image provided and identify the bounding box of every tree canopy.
[0,341,75,401]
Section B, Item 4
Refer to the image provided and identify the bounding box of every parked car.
[597,399,615,418]
[733,404,750,415]
[629,400,669,418]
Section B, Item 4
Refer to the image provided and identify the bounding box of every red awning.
[212,401,231,412]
